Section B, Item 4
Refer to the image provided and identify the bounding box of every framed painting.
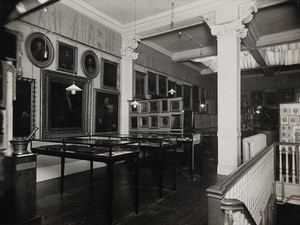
[135,71,146,99]
[42,70,90,138]
[57,41,77,74]
[183,85,191,109]
[149,101,159,113]
[176,84,182,97]
[130,116,138,129]
[150,115,159,129]
[140,116,148,128]
[171,114,182,129]
[81,50,100,79]
[251,91,264,106]
[102,59,119,90]
[140,102,148,113]
[265,91,278,106]
[148,71,157,95]
[160,116,170,128]
[25,32,54,68]
[13,77,36,138]
[279,89,294,103]
[161,99,168,112]
[158,75,167,96]
[95,90,119,133]
[170,100,181,112]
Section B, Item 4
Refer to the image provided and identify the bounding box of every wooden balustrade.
[207,144,275,225]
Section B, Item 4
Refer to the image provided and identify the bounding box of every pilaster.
[119,35,139,134]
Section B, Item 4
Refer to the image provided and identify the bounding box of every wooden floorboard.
[35,155,224,225]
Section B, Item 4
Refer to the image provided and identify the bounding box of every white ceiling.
[74,0,300,75]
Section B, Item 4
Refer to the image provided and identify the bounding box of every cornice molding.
[141,41,172,58]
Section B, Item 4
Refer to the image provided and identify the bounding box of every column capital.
[203,1,257,38]
[120,35,140,60]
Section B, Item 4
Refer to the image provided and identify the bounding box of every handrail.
[220,199,257,225]
[207,143,274,198]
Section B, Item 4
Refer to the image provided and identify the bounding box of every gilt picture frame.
[25,32,54,68]
[81,50,100,79]
[42,70,89,138]
[57,41,77,74]
[101,59,119,90]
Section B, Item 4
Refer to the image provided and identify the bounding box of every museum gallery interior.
[1,0,300,224]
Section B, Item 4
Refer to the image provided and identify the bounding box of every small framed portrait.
[265,91,278,106]
[140,116,148,128]
[140,102,148,113]
[158,75,167,96]
[135,71,146,99]
[57,41,77,74]
[102,59,119,90]
[161,100,168,112]
[25,32,54,68]
[160,116,170,128]
[148,71,157,95]
[183,85,191,109]
[150,115,159,128]
[279,89,294,103]
[251,91,264,106]
[171,114,182,129]
[149,101,159,113]
[170,100,181,112]
[130,116,138,129]
[176,84,182,97]
[81,50,100,79]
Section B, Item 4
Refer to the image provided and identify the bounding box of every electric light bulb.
[44,51,48,58]
[133,104,137,109]
[71,90,76,95]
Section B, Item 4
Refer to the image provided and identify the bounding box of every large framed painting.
[279,89,294,103]
[135,70,146,99]
[101,59,119,90]
[183,85,191,109]
[81,50,100,79]
[57,41,77,74]
[25,32,55,68]
[13,77,36,138]
[95,90,119,133]
[42,70,90,138]
[148,71,157,95]
[158,75,167,96]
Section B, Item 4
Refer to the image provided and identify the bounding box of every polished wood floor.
[34,153,224,225]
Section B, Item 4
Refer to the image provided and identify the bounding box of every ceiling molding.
[242,20,274,76]
[257,28,300,48]
[172,46,217,62]
[61,0,123,33]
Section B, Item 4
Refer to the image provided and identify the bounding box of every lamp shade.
[168,88,176,95]
[66,83,81,95]
[130,99,140,108]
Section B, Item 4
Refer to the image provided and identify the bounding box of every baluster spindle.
[285,146,289,183]
[279,146,283,182]
[292,146,296,184]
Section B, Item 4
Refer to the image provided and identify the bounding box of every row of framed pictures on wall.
[130,98,183,114]
[135,70,197,110]
[250,89,295,107]
[130,114,183,130]
[25,32,119,90]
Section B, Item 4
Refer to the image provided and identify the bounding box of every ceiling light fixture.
[65,0,81,95]
[168,88,176,95]
[130,99,140,109]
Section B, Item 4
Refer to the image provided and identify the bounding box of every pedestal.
[0,153,38,224]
